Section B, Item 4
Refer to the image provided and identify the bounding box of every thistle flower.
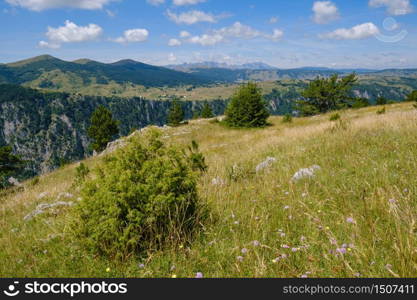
[195,272,203,279]
[241,248,248,254]
[237,256,244,262]
[252,240,260,247]
[281,244,290,249]
[346,217,356,224]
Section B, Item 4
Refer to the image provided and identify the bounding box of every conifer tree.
[201,102,214,118]
[0,145,24,189]
[225,82,270,128]
[87,105,119,153]
[168,99,185,126]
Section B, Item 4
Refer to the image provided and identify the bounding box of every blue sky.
[0,0,416,68]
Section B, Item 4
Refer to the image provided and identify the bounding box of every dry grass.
[1,102,416,278]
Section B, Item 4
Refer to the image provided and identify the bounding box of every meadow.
[1,102,416,278]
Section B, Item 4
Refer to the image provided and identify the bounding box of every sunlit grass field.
[1,102,416,278]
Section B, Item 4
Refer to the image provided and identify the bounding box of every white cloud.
[312,1,340,24]
[5,0,117,11]
[217,22,262,39]
[189,33,224,46]
[167,10,217,24]
[369,0,413,15]
[39,20,103,49]
[180,30,191,38]
[38,40,60,49]
[187,22,284,46]
[147,0,164,6]
[114,28,149,43]
[168,38,182,46]
[268,29,284,41]
[320,22,380,40]
[173,0,205,6]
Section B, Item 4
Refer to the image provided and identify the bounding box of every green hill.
[0,55,213,88]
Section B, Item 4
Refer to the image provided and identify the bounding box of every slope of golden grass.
[1,102,416,278]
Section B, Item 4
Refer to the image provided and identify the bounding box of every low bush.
[73,130,207,259]
[282,114,293,124]
[329,113,341,122]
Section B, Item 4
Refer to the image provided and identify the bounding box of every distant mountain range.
[0,55,416,93]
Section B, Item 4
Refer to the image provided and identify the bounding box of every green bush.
[73,162,90,187]
[329,113,341,121]
[73,130,207,258]
[282,113,293,123]
[377,107,386,115]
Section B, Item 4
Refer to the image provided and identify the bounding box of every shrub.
[330,119,350,133]
[329,113,341,121]
[406,90,417,102]
[225,82,270,128]
[73,130,207,259]
[29,177,40,187]
[73,162,90,187]
[376,96,388,105]
[282,113,293,123]
[377,107,386,115]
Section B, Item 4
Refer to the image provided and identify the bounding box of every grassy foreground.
[1,102,416,278]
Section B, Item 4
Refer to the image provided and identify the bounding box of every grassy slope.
[1,103,416,278]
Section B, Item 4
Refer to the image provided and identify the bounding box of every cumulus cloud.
[180,30,191,38]
[268,29,284,41]
[369,0,413,15]
[189,33,224,46]
[168,38,182,46]
[166,10,218,24]
[312,1,340,24]
[6,0,117,11]
[173,0,205,6]
[114,28,149,43]
[187,22,284,46]
[320,22,380,40]
[147,0,164,6]
[38,20,103,49]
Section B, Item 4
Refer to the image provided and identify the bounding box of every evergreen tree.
[0,145,24,189]
[225,82,270,128]
[406,91,417,102]
[376,96,388,105]
[201,102,214,118]
[297,73,357,116]
[168,99,184,126]
[87,106,119,153]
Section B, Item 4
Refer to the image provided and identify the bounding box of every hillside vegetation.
[1,102,416,278]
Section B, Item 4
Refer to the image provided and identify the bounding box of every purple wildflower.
[195,272,203,279]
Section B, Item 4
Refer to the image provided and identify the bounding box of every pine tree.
[87,106,119,153]
[168,99,184,126]
[297,73,357,116]
[225,82,270,128]
[0,145,24,189]
[201,102,214,119]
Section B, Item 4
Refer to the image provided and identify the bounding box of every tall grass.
[1,103,416,278]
